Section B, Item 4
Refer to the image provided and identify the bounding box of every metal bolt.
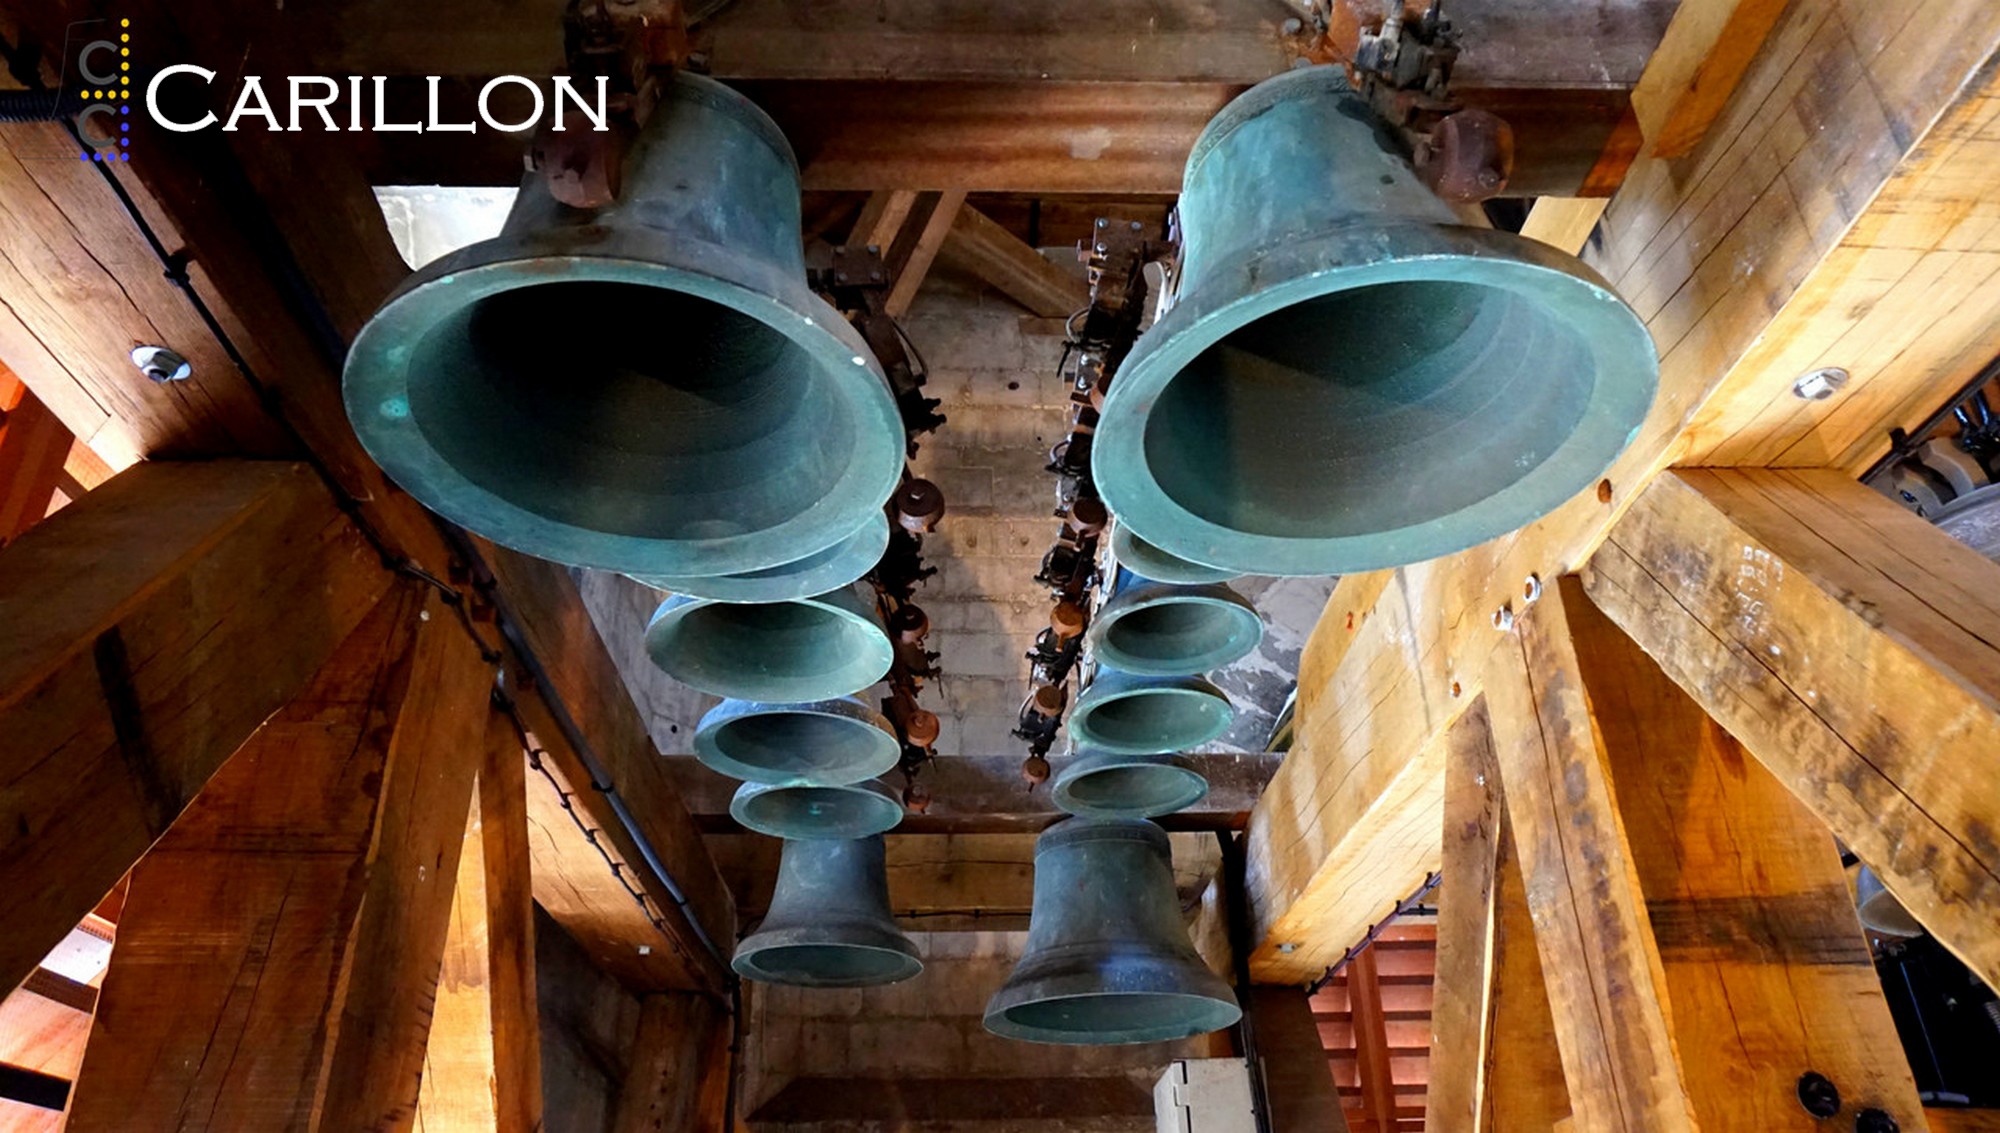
[1281,15,1304,34]
[1095,218,1107,228]
[1522,573,1543,604]
[1792,367,1851,401]
[1854,1111,1898,1133]
[131,345,191,384]
[1492,604,1515,632]
[1796,1071,1841,1118]
[1276,942,1299,954]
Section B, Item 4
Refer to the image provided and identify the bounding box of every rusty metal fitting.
[1031,682,1068,716]
[1416,108,1514,204]
[889,603,930,644]
[894,478,946,533]
[1066,498,1109,538]
[1050,600,1088,640]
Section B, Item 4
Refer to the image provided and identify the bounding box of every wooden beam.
[66,585,424,1132]
[0,461,386,996]
[313,588,494,1133]
[659,752,1282,834]
[610,994,731,1133]
[1423,700,1501,1133]
[885,189,967,318]
[1246,0,2000,977]
[1629,0,1791,158]
[0,374,75,543]
[1584,467,2000,990]
[849,190,919,254]
[937,205,1090,318]
[1565,565,1927,1131]
[416,713,545,1133]
[1250,986,1351,1133]
[1483,577,1697,1133]
[1518,199,1608,256]
[1478,814,1570,1133]
[1345,948,1400,1133]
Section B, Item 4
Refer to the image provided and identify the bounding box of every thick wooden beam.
[316,589,496,1133]
[1478,816,1570,1133]
[1483,577,1697,1133]
[1566,565,1926,1131]
[1629,0,1789,158]
[937,205,1090,318]
[416,713,545,1133]
[1423,700,1501,1133]
[849,190,920,254]
[1584,467,2000,989]
[0,461,386,996]
[0,374,74,544]
[1247,0,2000,976]
[66,585,424,1131]
[610,994,731,1133]
[885,189,967,318]
[1250,986,1351,1133]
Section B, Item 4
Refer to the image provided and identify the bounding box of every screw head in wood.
[1792,367,1850,401]
[1854,1110,1899,1133]
[1492,604,1515,632]
[1796,1071,1841,1118]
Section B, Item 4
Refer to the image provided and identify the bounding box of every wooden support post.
[416,713,545,1133]
[0,461,387,996]
[1250,986,1351,1133]
[1484,577,1698,1133]
[318,590,497,1133]
[66,586,425,1131]
[885,189,968,318]
[1478,817,1570,1133]
[0,373,75,543]
[1424,701,1501,1133]
[1565,565,1926,1131]
[611,994,731,1133]
[1345,948,1401,1133]
[1584,467,2000,991]
[849,189,919,254]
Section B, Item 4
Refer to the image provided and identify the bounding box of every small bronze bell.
[1087,568,1263,677]
[733,835,922,988]
[693,697,900,786]
[646,584,892,702]
[1069,669,1233,754]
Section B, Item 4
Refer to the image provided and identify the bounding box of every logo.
[61,17,133,162]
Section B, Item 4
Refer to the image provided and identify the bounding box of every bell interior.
[996,992,1240,1041]
[739,785,898,836]
[1062,765,1202,813]
[740,943,917,986]
[657,601,886,699]
[1100,601,1257,669]
[708,711,889,780]
[408,280,858,541]
[1144,279,1594,540]
[1079,692,1226,749]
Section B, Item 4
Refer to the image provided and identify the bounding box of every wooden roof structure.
[0,0,1998,1129]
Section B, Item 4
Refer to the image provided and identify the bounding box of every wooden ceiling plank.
[1422,699,1501,1133]
[64,584,424,1133]
[0,461,388,998]
[1483,577,1698,1133]
[1566,566,1929,1132]
[317,589,496,1133]
[1583,467,2000,989]
[1246,0,2000,983]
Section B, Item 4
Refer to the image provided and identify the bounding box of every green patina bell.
[693,696,900,786]
[646,584,892,702]
[1069,669,1233,755]
[985,817,1240,1045]
[1093,66,1659,578]
[1087,568,1263,677]
[730,777,906,840]
[1052,751,1209,819]
[733,835,922,988]
[1110,525,1239,585]
[630,509,889,604]
[344,71,904,577]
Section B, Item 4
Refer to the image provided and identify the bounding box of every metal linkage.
[1352,0,1513,203]
[1014,218,1169,778]
[1305,870,1443,995]
[533,0,690,208]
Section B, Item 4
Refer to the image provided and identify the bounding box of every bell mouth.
[1110,525,1238,585]
[695,697,899,786]
[1089,582,1262,677]
[731,779,905,840]
[732,942,923,988]
[1053,754,1209,819]
[984,991,1243,1046]
[345,244,904,577]
[1070,673,1233,754]
[647,588,892,702]
[1097,226,1657,576]
[631,509,889,603]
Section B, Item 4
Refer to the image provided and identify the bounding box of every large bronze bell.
[1093,66,1658,577]
[1069,669,1233,754]
[630,509,889,603]
[733,835,922,988]
[694,696,900,786]
[985,817,1240,1044]
[646,584,892,702]
[344,71,904,577]
[1087,568,1262,677]
[1052,751,1209,819]
[730,777,905,840]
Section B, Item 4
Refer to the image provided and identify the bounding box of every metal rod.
[1306,870,1443,996]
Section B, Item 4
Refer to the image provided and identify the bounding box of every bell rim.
[729,777,906,840]
[982,989,1244,1046]
[647,586,894,703]
[1093,220,1660,578]
[1109,525,1239,584]
[731,932,924,988]
[344,228,905,579]
[1070,671,1234,755]
[1086,580,1263,677]
[692,695,900,786]
[629,508,890,602]
[1052,752,1210,819]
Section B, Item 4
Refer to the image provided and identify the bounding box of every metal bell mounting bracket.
[1352,0,1515,204]
[532,0,692,209]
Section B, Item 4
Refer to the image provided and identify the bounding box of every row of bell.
[736,818,1242,1047]
[344,69,1657,592]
